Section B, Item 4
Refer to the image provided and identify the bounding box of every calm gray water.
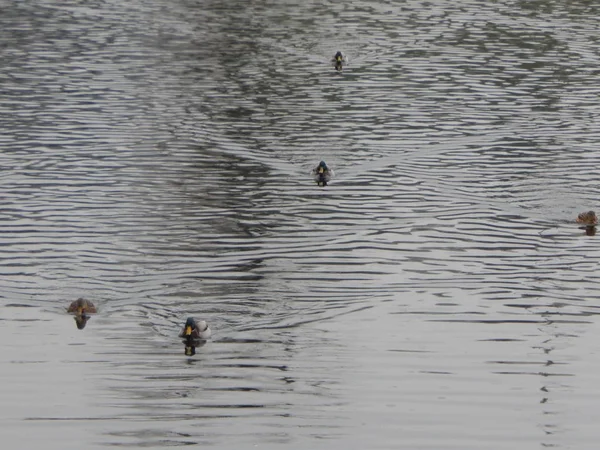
[2,0,600,448]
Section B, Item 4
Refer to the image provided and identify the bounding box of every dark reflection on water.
[2,0,600,448]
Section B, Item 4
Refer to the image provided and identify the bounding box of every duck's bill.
[318,167,324,173]
[185,326,193,336]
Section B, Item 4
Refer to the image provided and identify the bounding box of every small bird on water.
[332,51,345,71]
[576,211,598,226]
[179,317,211,356]
[312,160,334,187]
[67,298,97,330]
[576,210,597,236]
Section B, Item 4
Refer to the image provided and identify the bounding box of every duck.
[179,317,211,342]
[332,51,345,71]
[179,317,211,356]
[67,298,97,314]
[312,160,334,187]
[67,298,97,330]
[576,211,598,226]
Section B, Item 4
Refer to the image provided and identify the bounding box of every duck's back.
[67,298,97,313]
[576,211,598,225]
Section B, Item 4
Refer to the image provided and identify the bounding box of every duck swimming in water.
[576,210,598,226]
[332,51,345,71]
[179,317,211,355]
[576,210,597,236]
[67,298,97,330]
[312,160,334,187]
[179,317,211,340]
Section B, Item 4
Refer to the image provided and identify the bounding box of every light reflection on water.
[1,0,600,448]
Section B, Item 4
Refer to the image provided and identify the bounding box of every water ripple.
[2,0,600,448]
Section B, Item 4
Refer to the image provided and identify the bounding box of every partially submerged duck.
[332,51,345,71]
[312,160,334,187]
[576,211,598,226]
[67,298,97,330]
[576,211,597,236]
[179,317,211,355]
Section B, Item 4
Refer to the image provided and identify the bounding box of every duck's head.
[334,51,343,62]
[184,317,197,337]
[74,314,90,330]
[317,161,328,174]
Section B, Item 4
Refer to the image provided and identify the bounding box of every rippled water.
[2,0,600,448]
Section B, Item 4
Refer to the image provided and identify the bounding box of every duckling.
[312,160,334,187]
[576,211,598,226]
[67,298,97,330]
[332,51,345,71]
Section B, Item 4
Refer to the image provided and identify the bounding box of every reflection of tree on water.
[535,332,557,440]
[534,310,582,445]
[484,302,584,447]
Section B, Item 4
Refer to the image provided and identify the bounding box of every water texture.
[1,0,600,448]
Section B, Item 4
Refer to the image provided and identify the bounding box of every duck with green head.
[179,317,211,355]
[333,51,344,71]
[312,160,334,187]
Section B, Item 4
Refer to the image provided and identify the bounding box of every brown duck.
[67,298,97,329]
[576,211,598,226]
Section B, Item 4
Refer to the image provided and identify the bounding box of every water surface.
[2,0,600,448]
